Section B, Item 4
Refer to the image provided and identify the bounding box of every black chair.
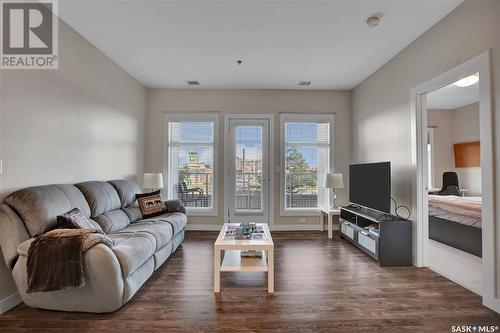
[438,172,461,196]
[177,181,207,207]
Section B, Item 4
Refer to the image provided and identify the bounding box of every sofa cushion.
[122,205,142,222]
[138,212,187,236]
[75,181,121,217]
[94,210,130,234]
[5,184,91,237]
[117,221,173,251]
[108,232,156,278]
[108,180,142,208]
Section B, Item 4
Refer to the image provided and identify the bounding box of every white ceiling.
[58,0,463,90]
[427,80,479,110]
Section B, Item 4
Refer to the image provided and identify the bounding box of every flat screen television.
[349,162,391,213]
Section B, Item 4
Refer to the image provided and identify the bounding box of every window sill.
[280,208,321,217]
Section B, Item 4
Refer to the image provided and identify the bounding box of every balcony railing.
[177,172,212,208]
[285,171,318,208]
[235,171,262,210]
[174,171,320,209]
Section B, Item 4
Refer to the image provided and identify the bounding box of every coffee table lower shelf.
[220,250,268,272]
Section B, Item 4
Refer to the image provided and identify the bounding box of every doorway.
[411,51,496,310]
[224,115,274,225]
[426,73,482,294]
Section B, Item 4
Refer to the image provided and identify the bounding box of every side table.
[320,207,341,239]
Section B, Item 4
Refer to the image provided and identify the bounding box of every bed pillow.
[136,190,167,218]
[57,208,103,232]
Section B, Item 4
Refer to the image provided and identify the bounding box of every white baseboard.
[186,224,223,231]
[186,223,324,231]
[484,296,500,314]
[271,224,322,231]
[0,293,21,315]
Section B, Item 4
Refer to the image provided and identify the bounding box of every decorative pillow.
[57,208,103,231]
[136,190,167,218]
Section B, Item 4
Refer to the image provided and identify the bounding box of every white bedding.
[428,195,482,228]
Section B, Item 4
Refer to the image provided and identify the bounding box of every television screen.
[349,162,391,213]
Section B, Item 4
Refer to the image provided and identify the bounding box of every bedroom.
[426,73,483,294]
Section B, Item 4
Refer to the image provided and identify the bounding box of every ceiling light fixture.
[366,15,380,27]
[299,81,311,86]
[187,81,200,86]
[453,73,479,87]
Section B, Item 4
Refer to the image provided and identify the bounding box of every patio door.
[227,118,270,224]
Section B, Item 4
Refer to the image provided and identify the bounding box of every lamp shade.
[324,173,344,189]
[142,173,164,189]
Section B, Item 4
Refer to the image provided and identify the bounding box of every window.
[280,114,334,214]
[427,128,435,189]
[164,113,218,215]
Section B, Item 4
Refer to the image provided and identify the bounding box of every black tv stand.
[346,203,363,210]
[339,206,412,267]
[375,213,398,222]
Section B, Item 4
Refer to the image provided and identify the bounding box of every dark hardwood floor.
[1,231,499,332]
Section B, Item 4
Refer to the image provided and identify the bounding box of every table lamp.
[324,173,344,209]
[142,173,164,192]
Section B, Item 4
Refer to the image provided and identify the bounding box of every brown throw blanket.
[27,229,113,293]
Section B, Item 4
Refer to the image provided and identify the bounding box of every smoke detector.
[366,15,380,27]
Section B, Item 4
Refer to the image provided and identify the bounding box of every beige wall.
[453,103,481,196]
[0,21,147,304]
[146,89,351,227]
[428,103,481,195]
[352,0,499,305]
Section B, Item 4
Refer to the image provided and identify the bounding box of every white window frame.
[163,112,219,216]
[280,113,335,216]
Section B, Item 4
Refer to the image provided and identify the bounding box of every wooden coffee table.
[214,223,274,293]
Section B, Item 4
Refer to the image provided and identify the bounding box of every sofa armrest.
[164,199,186,215]
[13,241,124,313]
[0,204,31,269]
[17,233,113,258]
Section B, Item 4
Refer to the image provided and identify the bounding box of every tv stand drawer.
[357,231,377,255]
[340,221,355,240]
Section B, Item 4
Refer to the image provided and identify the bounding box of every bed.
[428,195,482,257]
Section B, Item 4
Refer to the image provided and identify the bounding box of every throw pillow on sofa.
[57,208,103,231]
[136,190,167,218]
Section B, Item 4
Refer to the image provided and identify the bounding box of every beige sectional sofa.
[0,180,187,313]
